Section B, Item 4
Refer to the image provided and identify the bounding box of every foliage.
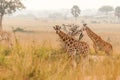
[0,35,119,80]
[0,0,25,30]
[0,30,119,80]
[0,41,119,80]
[71,5,80,20]
[13,27,25,32]
[0,0,25,15]
[13,27,34,33]
[115,6,120,18]
[98,5,114,14]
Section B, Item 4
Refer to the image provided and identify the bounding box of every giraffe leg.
[109,49,113,55]
[6,37,13,49]
[105,50,110,55]
[93,44,98,54]
[71,57,77,70]
[64,44,67,53]
[68,50,77,69]
[105,45,113,56]
[105,49,112,56]
[78,54,90,75]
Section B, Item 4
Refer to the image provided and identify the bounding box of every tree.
[71,5,80,21]
[0,0,25,30]
[98,5,113,14]
[115,6,120,19]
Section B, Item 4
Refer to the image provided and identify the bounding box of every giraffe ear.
[53,26,56,30]
[83,23,87,27]
[83,23,87,30]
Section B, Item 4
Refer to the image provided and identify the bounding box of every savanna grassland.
[0,17,120,80]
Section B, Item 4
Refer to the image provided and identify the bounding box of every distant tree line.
[70,5,120,20]
[115,7,120,19]
[98,5,120,19]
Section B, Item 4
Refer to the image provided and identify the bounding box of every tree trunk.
[0,15,3,30]
[75,17,77,21]
[74,17,77,23]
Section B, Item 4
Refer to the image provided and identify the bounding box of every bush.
[13,27,25,32]
[13,27,34,33]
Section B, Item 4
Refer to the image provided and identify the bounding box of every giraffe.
[53,25,90,59]
[0,30,13,48]
[81,24,112,55]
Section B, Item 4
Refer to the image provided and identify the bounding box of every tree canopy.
[98,5,113,14]
[71,5,80,20]
[115,6,120,18]
[0,0,25,30]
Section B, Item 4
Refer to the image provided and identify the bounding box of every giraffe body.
[0,30,13,47]
[53,25,90,57]
[82,24,112,55]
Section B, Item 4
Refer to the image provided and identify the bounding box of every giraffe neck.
[57,30,74,44]
[85,27,100,42]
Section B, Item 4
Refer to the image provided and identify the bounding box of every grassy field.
[0,18,120,80]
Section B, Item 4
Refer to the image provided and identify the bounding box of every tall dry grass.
[1,18,120,80]
[0,35,120,80]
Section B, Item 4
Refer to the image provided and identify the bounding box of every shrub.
[13,27,25,32]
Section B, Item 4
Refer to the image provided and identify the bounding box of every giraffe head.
[53,25,61,34]
[81,23,87,31]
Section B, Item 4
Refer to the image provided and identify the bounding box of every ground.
[0,17,120,80]
[4,17,120,53]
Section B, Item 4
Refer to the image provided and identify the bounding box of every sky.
[23,0,120,11]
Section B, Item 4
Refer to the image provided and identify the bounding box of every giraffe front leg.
[93,44,98,54]
[102,43,112,56]
[64,44,67,53]
[67,48,76,58]
[6,37,13,49]
[105,47,112,56]
[71,58,77,70]
[68,49,77,69]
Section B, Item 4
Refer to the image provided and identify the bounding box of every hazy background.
[1,1,120,79]
[3,0,120,32]
[23,0,120,10]
[5,0,120,18]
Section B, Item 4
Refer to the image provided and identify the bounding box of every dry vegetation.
[0,18,120,80]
